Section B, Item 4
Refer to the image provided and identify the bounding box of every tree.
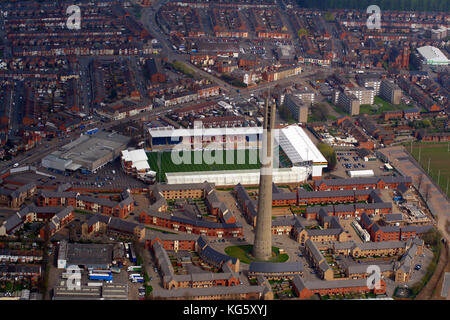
[278,104,295,124]
[108,89,118,101]
[421,228,442,247]
[311,103,329,122]
[318,143,337,171]
[297,28,308,38]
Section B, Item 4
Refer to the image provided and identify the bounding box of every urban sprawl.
[0,0,448,302]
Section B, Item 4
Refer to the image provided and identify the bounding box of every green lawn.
[224,245,289,264]
[360,96,411,115]
[147,150,262,182]
[407,142,450,197]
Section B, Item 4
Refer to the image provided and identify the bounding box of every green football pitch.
[408,142,450,198]
[147,150,262,182]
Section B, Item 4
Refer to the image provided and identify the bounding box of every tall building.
[284,94,309,123]
[334,89,360,116]
[253,97,276,261]
[380,80,402,105]
[356,74,381,95]
[347,87,375,106]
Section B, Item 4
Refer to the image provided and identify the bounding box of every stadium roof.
[417,46,449,65]
[276,125,327,165]
[121,149,150,171]
[148,126,263,138]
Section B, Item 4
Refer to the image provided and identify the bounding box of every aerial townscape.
[0,0,449,304]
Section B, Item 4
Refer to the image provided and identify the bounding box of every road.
[139,2,333,97]
[1,1,333,174]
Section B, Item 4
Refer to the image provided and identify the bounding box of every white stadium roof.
[121,149,150,171]
[417,46,449,65]
[148,126,263,138]
[277,125,327,165]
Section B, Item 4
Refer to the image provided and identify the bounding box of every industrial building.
[41,131,131,173]
[57,240,114,270]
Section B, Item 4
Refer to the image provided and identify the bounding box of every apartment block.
[284,94,309,123]
[380,80,403,105]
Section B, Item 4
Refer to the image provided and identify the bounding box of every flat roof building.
[42,131,130,173]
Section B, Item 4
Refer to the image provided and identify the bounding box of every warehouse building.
[41,131,130,173]
[57,240,114,270]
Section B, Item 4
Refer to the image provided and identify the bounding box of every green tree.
[297,28,308,38]
[318,143,337,171]
[278,104,296,124]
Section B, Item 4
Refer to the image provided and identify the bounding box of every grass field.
[360,96,411,115]
[147,150,262,182]
[224,245,289,264]
[407,142,450,198]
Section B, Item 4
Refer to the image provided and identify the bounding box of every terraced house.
[37,189,134,219]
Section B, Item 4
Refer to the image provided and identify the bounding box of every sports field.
[408,142,450,197]
[147,149,262,182]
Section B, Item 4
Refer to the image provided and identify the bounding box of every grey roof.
[157,182,214,192]
[298,189,355,199]
[65,242,113,267]
[318,260,331,273]
[271,216,296,227]
[316,176,412,187]
[332,240,356,251]
[234,183,251,203]
[303,278,377,290]
[153,241,174,278]
[385,213,403,222]
[358,241,405,251]
[151,284,264,299]
[396,183,409,194]
[348,263,394,275]
[306,205,333,214]
[272,192,297,201]
[360,213,373,228]
[0,264,41,275]
[85,214,110,227]
[107,217,141,234]
[356,202,392,210]
[334,204,356,212]
[307,228,342,237]
[305,239,325,264]
[39,190,79,199]
[371,223,400,234]
[147,232,199,242]
[173,271,236,283]
[199,243,237,266]
[249,261,303,274]
[146,210,242,230]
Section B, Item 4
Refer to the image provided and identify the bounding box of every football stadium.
[147,124,327,185]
